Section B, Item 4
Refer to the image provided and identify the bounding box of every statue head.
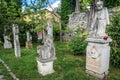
[96,0,103,10]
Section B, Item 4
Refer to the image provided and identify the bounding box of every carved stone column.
[12,24,21,57]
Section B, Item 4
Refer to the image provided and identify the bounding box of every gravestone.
[36,21,56,76]
[86,1,112,79]
[3,35,12,49]
[12,24,21,57]
[25,31,32,48]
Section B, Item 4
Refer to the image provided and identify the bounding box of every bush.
[110,47,120,68]
[68,28,87,55]
[107,11,120,67]
[107,12,120,48]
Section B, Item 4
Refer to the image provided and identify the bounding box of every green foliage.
[68,28,87,55]
[0,0,22,25]
[80,0,92,11]
[107,11,120,67]
[105,0,120,8]
[0,42,120,80]
[68,36,87,55]
[110,47,120,68]
[107,12,120,48]
[61,0,75,21]
[53,21,60,40]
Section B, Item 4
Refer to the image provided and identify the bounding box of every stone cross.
[12,24,21,57]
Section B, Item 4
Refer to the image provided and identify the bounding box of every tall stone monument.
[12,24,21,57]
[86,0,112,79]
[36,21,56,76]
[3,35,12,49]
[25,31,32,48]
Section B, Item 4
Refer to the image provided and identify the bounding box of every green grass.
[0,41,120,80]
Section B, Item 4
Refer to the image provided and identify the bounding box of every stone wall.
[68,12,88,31]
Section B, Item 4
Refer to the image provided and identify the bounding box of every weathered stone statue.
[25,31,32,48]
[89,0,110,37]
[12,24,21,57]
[36,21,56,76]
[85,0,112,79]
[3,35,12,49]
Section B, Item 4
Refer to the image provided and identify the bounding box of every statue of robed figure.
[88,0,110,38]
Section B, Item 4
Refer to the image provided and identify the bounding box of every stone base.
[86,70,108,80]
[4,42,12,49]
[25,41,32,48]
[86,37,112,79]
[36,58,55,76]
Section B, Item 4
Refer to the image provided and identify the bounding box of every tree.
[105,0,120,8]
[0,0,22,25]
[0,0,22,42]
[60,0,75,22]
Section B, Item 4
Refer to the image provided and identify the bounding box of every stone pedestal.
[25,41,32,48]
[36,57,56,76]
[86,37,112,79]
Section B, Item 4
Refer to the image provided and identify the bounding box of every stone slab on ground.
[0,75,5,80]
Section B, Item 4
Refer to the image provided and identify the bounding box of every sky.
[46,0,60,11]
[22,0,60,11]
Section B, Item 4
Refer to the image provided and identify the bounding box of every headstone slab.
[3,35,12,49]
[36,57,55,76]
[4,42,12,49]
[86,37,112,79]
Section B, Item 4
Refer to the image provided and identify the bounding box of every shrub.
[107,11,120,67]
[68,28,87,55]
[110,47,120,68]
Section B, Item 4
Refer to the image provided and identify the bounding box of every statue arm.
[105,8,110,25]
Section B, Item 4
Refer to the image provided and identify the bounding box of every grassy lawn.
[0,41,120,80]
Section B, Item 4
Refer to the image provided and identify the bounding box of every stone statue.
[37,21,55,60]
[89,0,110,37]
[36,21,56,76]
[86,1,112,79]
